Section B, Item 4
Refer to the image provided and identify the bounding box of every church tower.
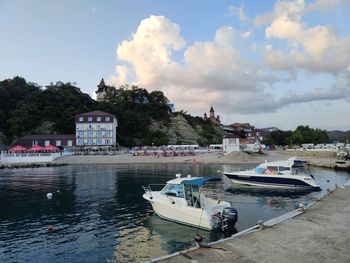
[95,78,107,101]
[209,106,215,118]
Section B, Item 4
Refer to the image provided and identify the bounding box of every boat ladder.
[221,217,228,231]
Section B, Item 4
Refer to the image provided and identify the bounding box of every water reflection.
[0,164,349,263]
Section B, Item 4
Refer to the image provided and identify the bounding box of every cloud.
[306,0,347,13]
[112,14,350,116]
[227,4,248,23]
[115,15,186,87]
[261,0,350,73]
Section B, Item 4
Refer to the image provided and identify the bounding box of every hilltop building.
[95,78,108,101]
[203,106,221,125]
[75,110,118,149]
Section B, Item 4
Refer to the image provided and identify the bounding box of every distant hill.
[0,76,223,147]
[326,130,350,143]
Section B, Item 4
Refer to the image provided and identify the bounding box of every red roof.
[75,110,113,117]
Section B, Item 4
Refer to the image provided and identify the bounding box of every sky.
[1,0,350,131]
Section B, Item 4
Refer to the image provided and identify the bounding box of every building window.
[32,140,38,146]
[97,131,102,137]
[105,116,110,122]
[79,117,84,122]
[229,138,237,145]
[67,140,73,147]
[87,131,93,137]
[105,131,111,137]
[56,140,61,146]
[97,117,101,122]
[96,139,102,145]
[87,139,93,145]
[105,139,110,145]
[77,139,83,145]
[44,140,50,146]
[88,116,93,122]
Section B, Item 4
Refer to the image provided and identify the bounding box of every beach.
[54,150,341,166]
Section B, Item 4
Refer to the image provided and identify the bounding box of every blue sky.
[1,0,350,131]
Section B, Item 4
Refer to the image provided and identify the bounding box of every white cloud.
[227,5,248,23]
[112,14,350,117]
[116,15,185,87]
[261,0,350,73]
[241,31,251,39]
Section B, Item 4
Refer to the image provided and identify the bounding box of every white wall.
[223,138,240,153]
[0,152,62,164]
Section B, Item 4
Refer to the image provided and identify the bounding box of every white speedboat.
[142,174,238,231]
[224,158,321,190]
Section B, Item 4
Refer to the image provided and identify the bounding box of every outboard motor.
[222,207,238,230]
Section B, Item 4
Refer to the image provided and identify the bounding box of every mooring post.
[258,220,264,230]
[299,203,306,212]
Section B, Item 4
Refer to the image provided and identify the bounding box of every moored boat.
[224,158,321,190]
[142,174,238,231]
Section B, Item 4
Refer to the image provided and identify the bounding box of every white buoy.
[47,193,53,200]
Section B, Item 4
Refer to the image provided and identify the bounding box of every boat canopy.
[181,177,221,186]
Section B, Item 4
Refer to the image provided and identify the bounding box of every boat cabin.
[160,176,220,209]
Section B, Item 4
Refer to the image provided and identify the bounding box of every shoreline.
[53,150,349,168]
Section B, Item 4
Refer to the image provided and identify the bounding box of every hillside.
[327,130,350,143]
[0,77,223,147]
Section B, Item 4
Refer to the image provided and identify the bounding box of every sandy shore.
[54,150,340,166]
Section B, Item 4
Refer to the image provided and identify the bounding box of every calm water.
[0,163,349,263]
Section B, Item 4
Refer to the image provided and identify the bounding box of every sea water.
[0,163,349,263]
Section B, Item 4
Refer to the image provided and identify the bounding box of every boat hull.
[224,173,320,190]
[146,195,213,230]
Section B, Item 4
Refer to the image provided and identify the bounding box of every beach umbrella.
[9,145,28,152]
[43,145,60,152]
[29,145,45,152]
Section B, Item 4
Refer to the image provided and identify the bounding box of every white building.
[223,134,240,154]
[75,110,118,148]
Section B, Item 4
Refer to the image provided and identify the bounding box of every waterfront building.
[75,110,118,149]
[223,134,240,153]
[15,134,75,149]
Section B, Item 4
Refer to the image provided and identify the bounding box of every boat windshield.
[161,184,184,198]
[184,184,201,208]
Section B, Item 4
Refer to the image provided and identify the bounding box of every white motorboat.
[142,174,238,231]
[224,157,321,190]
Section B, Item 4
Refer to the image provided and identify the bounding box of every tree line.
[262,125,330,146]
[0,77,170,146]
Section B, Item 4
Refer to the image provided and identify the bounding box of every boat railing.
[144,184,166,192]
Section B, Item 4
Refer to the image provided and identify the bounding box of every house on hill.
[203,106,221,125]
[95,78,108,101]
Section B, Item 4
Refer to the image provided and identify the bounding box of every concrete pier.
[154,185,350,263]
